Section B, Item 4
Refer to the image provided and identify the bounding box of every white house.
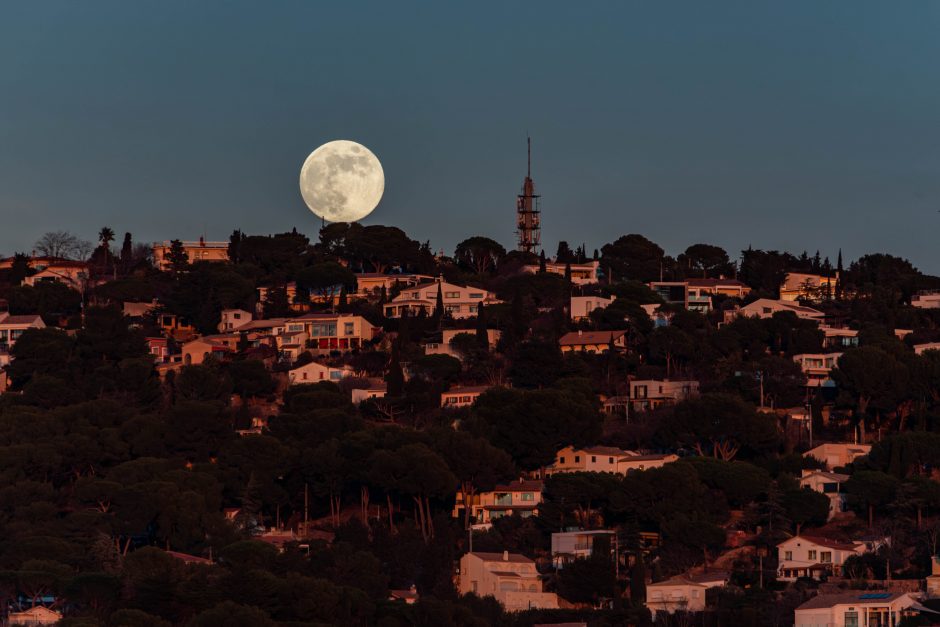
[351,380,387,404]
[218,308,252,332]
[914,342,940,356]
[777,535,868,581]
[729,298,825,323]
[800,469,850,520]
[551,529,615,568]
[628,379,699,415]
[441,385,490,408]
[424,328,501,360]
[912,290,940,309]
[617,454,679,474]
[287,361,352,385]
[804,442,871,470]
[0,313,46,350]
[570,295,615,321]
[794,591,922,627]
[646,569,730,614]
[384,278,498,320]
[5,606,63,626]
[522,260,600,285]
[457,551,559,611]
[545,445,636,475]
[793,353,842,387]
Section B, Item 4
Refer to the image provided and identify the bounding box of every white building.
[804,442,871,470]
[0,313,46,351]
[729,298,825,323]
[424,328,500,360]
[4,606,63,626]
[218,308,252,332]
[287,361,352,385]
[777,535,868,581]
[794,591,921,627]
[550,529,615,568]
[522,260,600,285]
[384,278,498,320]
[628,379,699,415]
[544,446,677,476]
[646,570,729,614]
[457,551,559,611]
[914,342,940,356]
[441,385,490,408]
[793,353,842,387]
[351,381,387,404]
[570,295,615,321]
[912,290,940,309]
[800,469,850,520]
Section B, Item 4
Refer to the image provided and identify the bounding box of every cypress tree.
[476,301,488,350]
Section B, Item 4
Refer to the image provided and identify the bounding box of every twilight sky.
[2,2,939,272]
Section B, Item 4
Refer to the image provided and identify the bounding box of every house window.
[820,551,832,563]
[808,550,817,560]
[574,456,580,463]
[636,385,648,399]
[469,292,483,299]
[844,611,858,627]
[330,371,343,380]
[559,456,565,464]
[445,305,461,313]
[344,322,354,335]
[445,291,460,299]
[520,493,534,501]
[591,456,596,463]
[302,372,308,381]
[691,589,700,598]
[608,457,614,464]
[784,551,793,561]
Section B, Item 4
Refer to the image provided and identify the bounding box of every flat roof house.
[457,551,559,611]
[794,591,923,627]
[441,385,491,408]
[628,379,699,415]
[152,237,229,271]
[793,353,842,387]
[456,480,543,525]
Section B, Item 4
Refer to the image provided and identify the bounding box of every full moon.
[299,140,384,223]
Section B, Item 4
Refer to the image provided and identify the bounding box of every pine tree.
[166,239,189,276]
[120,233,133,274]
[338,285,348,310]
[836,248,844,300]
[564,262,572,282]
[433,282,444,327]
[538,250,547,273]
[385,341,405,397]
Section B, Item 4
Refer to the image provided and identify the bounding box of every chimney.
[502,550,509,561]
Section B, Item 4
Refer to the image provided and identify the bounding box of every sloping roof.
[796,591,908,610]
[620,454,676,462]
[470,551,534,564]
[559,330,627,345]
[490,481,543,493]
[781,534,862,552]
[0,314,44,325]
[581,445,632,456]
[801,471,850,482]
[443,385,491,395]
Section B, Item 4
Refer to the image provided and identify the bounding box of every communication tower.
[516,137,541,253]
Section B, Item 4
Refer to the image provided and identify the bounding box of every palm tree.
[98,227,115,248]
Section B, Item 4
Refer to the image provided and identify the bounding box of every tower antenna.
[515,136,541,254]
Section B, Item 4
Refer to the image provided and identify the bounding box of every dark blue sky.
[2,2,939,272]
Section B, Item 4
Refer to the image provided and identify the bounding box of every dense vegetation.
[1,226,940,626]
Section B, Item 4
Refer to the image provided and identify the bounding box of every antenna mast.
[516,136,541,254]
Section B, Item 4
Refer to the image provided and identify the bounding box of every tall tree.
[454,236,506,276]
